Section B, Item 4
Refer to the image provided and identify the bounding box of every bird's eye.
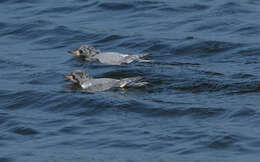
[79,49,83,54]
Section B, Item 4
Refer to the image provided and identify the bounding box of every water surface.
[1,0,260,161]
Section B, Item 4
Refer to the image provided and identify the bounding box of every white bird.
[65,70,148,92]
[68,45,152,65]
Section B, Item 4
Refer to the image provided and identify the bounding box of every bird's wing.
[95,52,131,65]
[81,78,120,92]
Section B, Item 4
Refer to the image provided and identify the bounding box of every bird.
[65,70,148,92]
[68,45,152,65]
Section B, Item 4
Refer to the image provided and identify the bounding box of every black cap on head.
[77,45,100,58]
[68,70,90,85]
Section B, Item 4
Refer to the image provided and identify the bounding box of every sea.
[1,0,260,161]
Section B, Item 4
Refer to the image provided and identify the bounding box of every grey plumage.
[69,45,152,65]
[78,45,100,58]
[66,70,148,92]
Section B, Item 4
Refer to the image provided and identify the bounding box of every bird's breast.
[81,82,93,89]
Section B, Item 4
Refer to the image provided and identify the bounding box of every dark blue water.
[1,0,260,161]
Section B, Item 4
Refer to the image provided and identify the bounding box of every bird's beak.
[65,75,73,80]
[68,50,80,56]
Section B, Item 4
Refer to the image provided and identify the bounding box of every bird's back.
[81,78,120,92]
[94,52,134,65]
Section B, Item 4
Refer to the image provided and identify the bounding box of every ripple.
[101,68,145,78]
[214,2,252,16]
[11,126,39,136]
[230,108,256,118]
[94,34,125,44]
[228,81,260,94]
[0,112,9,126]
[190,21,233,33]
[24,71,64,85]
[39,119,72,127]
[170,78,227,93]
[117,101,226,118]
[173,40,244,55]
[158,3,209,14]
[208,135,238,149]
[236,25,260,34]
[231,73,255,79]
[33,27,101,48]
[0,0,33,4]
[145,43,169,52]
[197,70,224,76]
[99,2,135,11]
[169,78,260,94]
[1,20,53,40]
[0,59,34,69]
[154,61,201,67]
[236,46,260,56]
[36,6,79,15]
[3,91,48,110]
[180,3,209,11]
[0,0,8,3]
[0,22,7,30]
[59,126,84,134]
[0,157,12,162]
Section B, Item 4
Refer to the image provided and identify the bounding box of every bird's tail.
[132,53,152,63]
[137,59,153,63]
[119,76,145,88]
[140,53,150,58]
[135,53,150,58]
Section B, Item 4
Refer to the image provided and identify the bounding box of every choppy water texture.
[1,0,260,161]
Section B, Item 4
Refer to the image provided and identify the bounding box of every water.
[1,0,260,161]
